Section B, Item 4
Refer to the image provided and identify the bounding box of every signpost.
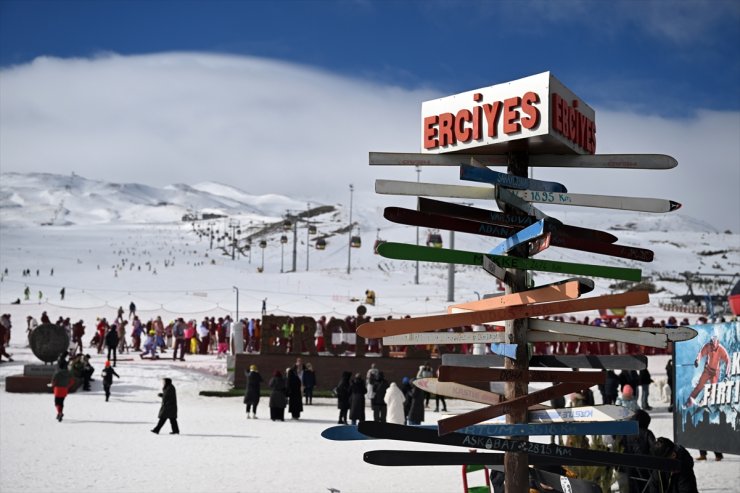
[330,71,691,493]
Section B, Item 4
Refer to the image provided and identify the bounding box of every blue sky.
[2,0,739,116]
[1,0,739,231]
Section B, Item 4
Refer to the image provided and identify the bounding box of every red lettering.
[483,102,502,138]
[521,91,540,130]
[423,116,439,150]
[472,106,482,140]
[503,96,521,134]
[551,93,562,133]
[438,112,455,147]
[567,106,577,142]
[455,109,472,142]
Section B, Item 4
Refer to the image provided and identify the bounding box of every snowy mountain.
[0,171,738,319]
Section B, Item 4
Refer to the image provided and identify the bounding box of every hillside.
[0,172,737,321]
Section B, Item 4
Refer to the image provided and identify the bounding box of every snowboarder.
[151,378,179,434]
[101,360,119,401]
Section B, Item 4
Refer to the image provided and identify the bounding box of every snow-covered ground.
[0,171,738,492]
[1,346,738,493]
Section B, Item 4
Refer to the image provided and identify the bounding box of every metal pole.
[306,204,310,271]
[291,217,298,272]
[415,166,420,285]
[447,230,455,302]
[280,242,284,273]
[347,184,354,275]
[233,286,239,321]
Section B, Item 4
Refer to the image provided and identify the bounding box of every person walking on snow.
[151,378,179,434]
[101,360,119,401]
[50,354,72,422]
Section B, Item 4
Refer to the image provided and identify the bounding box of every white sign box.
[420,72,596,155]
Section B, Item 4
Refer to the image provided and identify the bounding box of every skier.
[60,287,65,300]
[139,329,158,359]
[128,301,136,319]
[151,378,179,434]
[685,334,730,407]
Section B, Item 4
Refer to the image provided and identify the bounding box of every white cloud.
[1,52,738,231]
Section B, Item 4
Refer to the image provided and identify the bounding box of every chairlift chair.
[427,231,443,248]
[351,236,362,248]
[315,238,327,250]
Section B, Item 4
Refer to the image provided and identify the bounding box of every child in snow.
[616,384,641,414]
[50,354,72,422]
[101,360,120,401]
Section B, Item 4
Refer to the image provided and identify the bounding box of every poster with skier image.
[674,321,740,455]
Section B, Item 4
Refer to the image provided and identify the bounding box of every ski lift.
[280,235,288,244]
[308,224,317,235]
[351,236,362,248]
[373,229,385,254]
[315,238,327,250]
[259,240,267,249]
[282,219,292,231]
[426,231,443,248]
[244,244,250,252]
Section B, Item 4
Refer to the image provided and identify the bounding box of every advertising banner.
[674,321,740,455]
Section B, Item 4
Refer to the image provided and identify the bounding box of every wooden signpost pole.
[504,153,529,493]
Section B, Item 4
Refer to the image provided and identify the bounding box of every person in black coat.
[349,373,367,425]
[105,325,119,367]
[602,370,620,405]
[648,437,698,493]
[287,367,303,419]
[371,371,390,422]
[244,364,262,418]
[302,362,316,405]
[639,368,653,410]
[334,371,351,424]
[101,360,119,402]
[400,376,413,424]
[407,379,425,425]
[616,409,656,493]
[268,370,287,421]
[151,378,179,434]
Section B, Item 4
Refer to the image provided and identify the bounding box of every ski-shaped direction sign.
[507,188,682,213]
[356,291,650,339]
[488,219,551,256]
[460,163,567,193]
[369,152,678,170]
[377,242,642,282]
[438,366,606,385]
[385,206,654,262]
[418,197,618,244]
[529,319,698,346]
[441,353,648,370]
[376,179,681,214]
[448,278,594,313]
[413,378,506,407]
[436,383,587,435]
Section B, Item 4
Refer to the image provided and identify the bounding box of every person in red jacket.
[50,354,72,422]
[685,334,730,407]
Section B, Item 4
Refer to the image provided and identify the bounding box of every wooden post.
[503,152,529,493]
